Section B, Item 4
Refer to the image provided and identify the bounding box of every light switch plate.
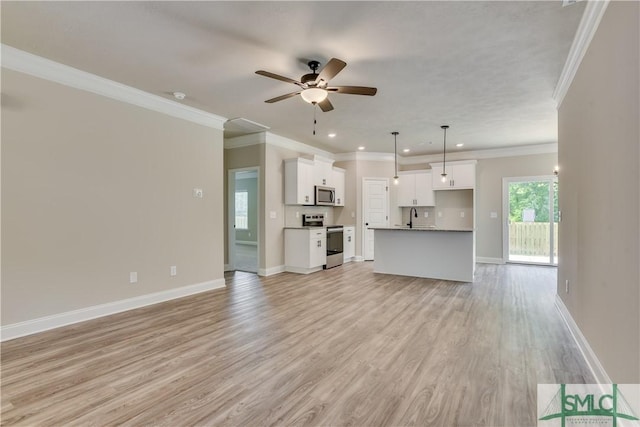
[129,272,138,283]
[438,211,443,218]
[424,212,429,218]
[269,211,276,219]
[490,212,498,219]
[193,188,203,198]
[460,212,465,218]
[170,266,177,277]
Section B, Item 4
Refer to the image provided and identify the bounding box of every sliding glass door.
[504,176,558,265]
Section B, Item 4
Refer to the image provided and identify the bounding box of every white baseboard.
[258,265,285,277]
[1,278,226,342]
[555,294,612,384]
[353,256,365,262]
[476,257,505,264]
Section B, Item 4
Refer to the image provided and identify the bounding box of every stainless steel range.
[302,214,344,269]
[325,225,344,269]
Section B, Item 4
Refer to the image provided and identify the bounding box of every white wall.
[2,68,225,327]
[557,1,639,382]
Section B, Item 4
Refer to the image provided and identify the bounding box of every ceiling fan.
[256,58,377,112]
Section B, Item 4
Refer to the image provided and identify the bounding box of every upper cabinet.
[284,156,345,206]
[284,158,315,205]
[397,171,435,206]
[430,160,477,190]
[332,167,345,206]
[314,158,334,187]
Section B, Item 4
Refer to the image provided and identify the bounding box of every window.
[235,191,248,230]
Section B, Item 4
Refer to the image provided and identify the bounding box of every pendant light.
[440,125,449,183]
[392,131,399,185]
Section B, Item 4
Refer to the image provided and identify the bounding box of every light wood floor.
[1,262,593,426]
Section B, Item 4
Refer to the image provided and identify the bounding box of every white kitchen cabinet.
[284,158,314,205]
[343,226,355,262]
[397,171,435,206]
[285,228,327,274]
[314,158,334,187]
[332,167,345,206]
[430,160,477,190]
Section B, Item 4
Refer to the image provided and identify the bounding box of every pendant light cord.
[392,131,399,179]
[443,127,446,175]
[441,125,449,176]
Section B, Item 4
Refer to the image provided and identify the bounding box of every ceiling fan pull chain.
[313,103,317,135]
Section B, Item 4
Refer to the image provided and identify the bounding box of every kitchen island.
[371,227,474,282]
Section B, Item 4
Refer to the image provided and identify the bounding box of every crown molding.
[264,132,334,158]
[400,143,557,165]
[334,152,395,162]
[1,44,227,130]
[553,0,610,107]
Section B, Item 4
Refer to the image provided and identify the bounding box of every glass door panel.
[507,178,557,265]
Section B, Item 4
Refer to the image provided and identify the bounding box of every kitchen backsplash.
[398,207,436,227]
[284,205,335,227]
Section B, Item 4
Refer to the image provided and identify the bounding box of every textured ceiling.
[1,1,585,156]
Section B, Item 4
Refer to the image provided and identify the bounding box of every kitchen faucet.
[408,207,418,229]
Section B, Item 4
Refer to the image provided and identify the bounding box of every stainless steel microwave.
[315,185,335,206]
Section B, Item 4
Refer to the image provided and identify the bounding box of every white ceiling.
[1,1,585,156]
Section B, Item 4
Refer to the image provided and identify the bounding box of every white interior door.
[363,178,389,261]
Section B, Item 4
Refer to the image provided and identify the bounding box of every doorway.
[503,176,558,265]
[228,168,259,273]
[362,178,389,261]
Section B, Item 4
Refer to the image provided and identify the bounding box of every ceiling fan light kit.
[300,87,328,104]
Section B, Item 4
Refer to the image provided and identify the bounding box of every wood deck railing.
[509,222,558,256]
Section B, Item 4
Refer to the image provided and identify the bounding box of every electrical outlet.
[424,212,429,218]
[129,272,138,284]
[193,188,203,198]
[270,211,276,219]
[170,266,177,277]
[565,279,569,293]
[460,212,465,218]
[438,211,443,218]
[351,212,355,218]
[490,212,498,219]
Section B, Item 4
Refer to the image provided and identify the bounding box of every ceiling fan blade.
[265,92,301,103]
[315,58,347,84]
[327,86,377,96]
[318,98,334,112]
[256,70,304,87]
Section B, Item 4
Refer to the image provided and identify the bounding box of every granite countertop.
[370,226,474,232]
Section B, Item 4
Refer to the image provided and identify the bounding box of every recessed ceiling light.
[403,148,410,153]
[328,133,337,138]
[173,91,186,100]
[358,146,365,150]
[456,143,464,147]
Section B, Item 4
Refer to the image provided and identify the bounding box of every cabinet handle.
[322,179,326,185]
[317,240,322,247]
[305,195,309,202]
[348,236,351,242]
